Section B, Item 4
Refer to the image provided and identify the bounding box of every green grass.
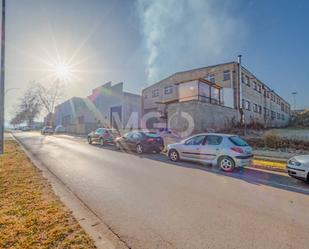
[0,141,96,249]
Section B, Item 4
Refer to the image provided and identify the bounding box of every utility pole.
[0,0,5,155]
[292,92,297,111]
[237,55,246,136]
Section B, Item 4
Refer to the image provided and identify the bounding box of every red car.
[87,128,119,146]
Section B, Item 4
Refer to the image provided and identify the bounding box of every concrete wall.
[122,92,142,129]
[54,97,99,134]
[54,97,97,126]
[167,101,239,134]
[88,82,141,129]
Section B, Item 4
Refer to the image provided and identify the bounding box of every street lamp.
[292,92,297,111]
[0,0,6,155]
[5,88,19,96]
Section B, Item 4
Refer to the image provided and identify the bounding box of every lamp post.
[5,88,19,96]
[0,0,6,155]
[292,92,297,111]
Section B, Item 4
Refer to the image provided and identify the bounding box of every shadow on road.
[89,143,309,196]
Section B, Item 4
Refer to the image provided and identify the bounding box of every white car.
[55,125,65,134]
[167,133,253,172]
[287,155,309,182]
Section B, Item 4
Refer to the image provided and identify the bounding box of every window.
[258,84,262,93]
[199,83,210,100]
[253,81,258,91]
[184,135,206,146]
[144,92,148,99]
[124,132,132,139]
[264,108,270,117]
[204,135,223,145]
[152,89,159,97]
[253,103,258,112]
[223,70,230,81]
[258,105,262,114]
[282,114,285,120]
[211,87,220,104]
[229,136,249,146]
[179,81,198,102]
[277,112,280,119]
[164,85,173,95]
[271,111,276,119]
[242,99,251,111]
[241,73,245,84]
[95,128,104,135]
[132,132,143,141]
[208,74,215,83]
[245,76,250,86]
[281,103,284,111]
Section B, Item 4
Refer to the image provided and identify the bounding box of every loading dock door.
[110,106,122,130]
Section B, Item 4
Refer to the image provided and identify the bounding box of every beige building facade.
[142,61,291,132]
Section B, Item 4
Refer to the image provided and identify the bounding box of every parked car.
[88,128,119,146]
[41,126,54,135]
[115,131,164,154]
[54,125,65,134]
[21,126,31,131]
[287,155,309,182]
[167,133,253,172]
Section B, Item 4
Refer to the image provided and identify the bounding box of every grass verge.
[0,140,96,249]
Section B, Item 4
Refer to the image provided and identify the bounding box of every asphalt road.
[12,132,309,249]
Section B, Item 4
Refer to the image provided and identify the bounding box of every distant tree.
[10,85,41,127]
[10,81,65,127]
[35,81,64,114]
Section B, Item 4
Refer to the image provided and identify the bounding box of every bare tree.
[34,81,64,125]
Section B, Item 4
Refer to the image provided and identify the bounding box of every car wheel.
[136,144,144,154]
[88,137,92,144]
[169,149,179,162]
[218,156,235,172]
[100,138,105,146]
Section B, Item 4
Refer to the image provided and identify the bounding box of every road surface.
[12,132,309,249]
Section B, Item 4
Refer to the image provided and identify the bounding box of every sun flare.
[53,62,73,81]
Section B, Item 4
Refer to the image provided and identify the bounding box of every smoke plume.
[137,0,246,83]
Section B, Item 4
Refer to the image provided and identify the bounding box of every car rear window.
[145,132,159,138]
[229,136,249,146]
[108,130,119,136]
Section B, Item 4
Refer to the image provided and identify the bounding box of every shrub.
[263,131,281,148]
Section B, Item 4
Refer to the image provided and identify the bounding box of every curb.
[252,157,287,173]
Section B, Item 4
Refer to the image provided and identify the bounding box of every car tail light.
[231,147,244,153]
[147,138,155,143]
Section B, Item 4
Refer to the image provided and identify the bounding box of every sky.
[3,0,309,122]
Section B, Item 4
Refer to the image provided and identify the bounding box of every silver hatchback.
[287,155,309,182]
[167,133,253,172]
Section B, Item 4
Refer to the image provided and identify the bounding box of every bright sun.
[53,62,74,82]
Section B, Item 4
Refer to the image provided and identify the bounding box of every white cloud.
[137,0,247,83]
